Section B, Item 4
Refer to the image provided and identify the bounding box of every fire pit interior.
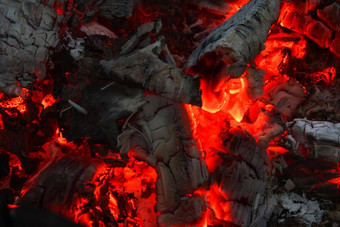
[0,0,339,226]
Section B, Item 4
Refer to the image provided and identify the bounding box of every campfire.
[0,0,339,226]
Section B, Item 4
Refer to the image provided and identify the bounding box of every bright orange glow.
[55,128,69,145]
[41,94,56,109]
[74,198,91,224]
[266,146,290,155]
[109,193,119,220]
[70,157,157,226]
[185,6,311,223]
[53,1,64,15]
[0,96,25,109]
[205,184,232,223]
[328,178,340,189]
[307,67,336,85]
[255,33,307,76]
[9,152,23,171]
[201,75,249,122]
[16,104,26,114]
[0,115,4,130]
[7,204,19,209]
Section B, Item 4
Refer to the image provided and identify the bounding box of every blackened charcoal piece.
[0,153,10,178]
[10,205,82,227]
[100,40,202,106]
[20,156,98,213]
[0,188,14,205]
[185,0,280,83]
[64,83,145,148]
[99,0,135,18]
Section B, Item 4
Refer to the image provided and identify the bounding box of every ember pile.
[0,0,339,226]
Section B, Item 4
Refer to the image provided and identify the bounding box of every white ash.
[276,192,324,226]
[286,119,340,162]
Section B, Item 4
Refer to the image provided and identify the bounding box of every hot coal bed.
[0,0,339,226]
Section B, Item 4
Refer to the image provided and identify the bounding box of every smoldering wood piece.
[286,119,340,161]
[20,156,99,213]
[213,128,271,226]
[117,95,208,225]
[185,0,281,79]
[257,123,284,147]
[294,85,340,122]
[266,79,306,120]
[280,1,339,56]
[282,119,340,200]
[0,0,65,96]
[157,195,205,227]
[317,2,340,31]
[281,154,340,198]
[245,67,265,100]
[287,0,322,15]
[100,40,202,106]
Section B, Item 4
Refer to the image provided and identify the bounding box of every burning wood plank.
[185,0,281,86]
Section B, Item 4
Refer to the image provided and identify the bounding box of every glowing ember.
[41,94,56,109]
[328,178,340,189]
[0,96,25,109]
[0,115,4,130]
[54,1,64,15]
[200,75,249,122]
[307,66,337,85]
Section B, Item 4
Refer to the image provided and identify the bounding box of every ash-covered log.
[100,21,202,106]
[185,0,281,91]
[117,95,209,225]
[0,0,66,96]
[280,119,340,200]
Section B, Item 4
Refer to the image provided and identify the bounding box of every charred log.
[0,0,65,96]
[213,128,271,226]
[281,119,340,200]
[117,95,209,225]
[185,0,281,91]
[100,21,202,106]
